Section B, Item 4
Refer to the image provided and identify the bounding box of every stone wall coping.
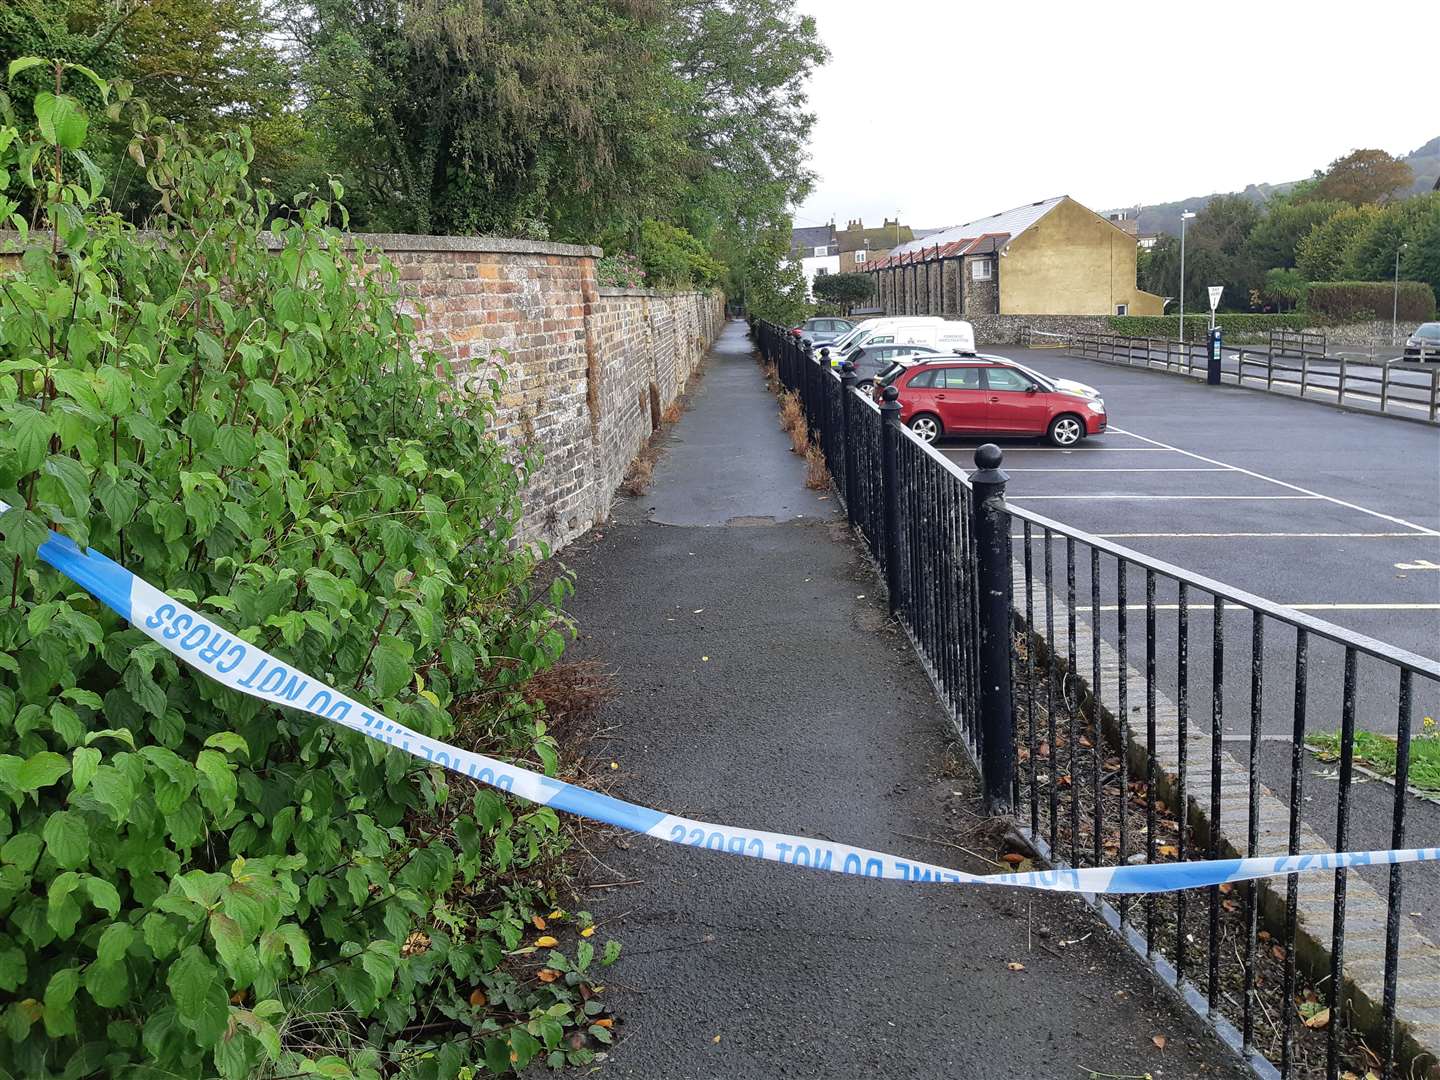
[596,286,716,299]
[0,230,602,259]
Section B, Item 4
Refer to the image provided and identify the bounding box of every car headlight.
[1087,400,1106,414]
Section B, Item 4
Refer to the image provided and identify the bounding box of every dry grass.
[523,659,618,736]
[803,444,829,490]
[778,390,810,454]
[661,401,683,426]
[620,452,656,496]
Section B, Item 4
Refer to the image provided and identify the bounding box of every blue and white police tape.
[9,502,1439,895]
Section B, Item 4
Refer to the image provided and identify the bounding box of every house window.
[971,259,992,281]
[854,250,867,264]
[815,267,828,277]
[1115,303,1128,316]
[813,245,828,257]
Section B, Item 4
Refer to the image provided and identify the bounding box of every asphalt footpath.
[557,320,1244,1079]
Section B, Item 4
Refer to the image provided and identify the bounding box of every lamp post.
[1178,210,1197,342]
[1392,242,1408,347]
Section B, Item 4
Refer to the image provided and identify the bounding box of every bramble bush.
[0,59,618,1079]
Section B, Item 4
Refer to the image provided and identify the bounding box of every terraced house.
[864,195,1164,318]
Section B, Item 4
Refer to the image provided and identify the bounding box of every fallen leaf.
[580,925,596,938]
[1001,853,1026,866]
[594,1018,614,1029]
[1218,882,1233,895]
[1037,741,1050,758]
[548,909,564,919]
[1222,900,1238,913]
[1158,844,1179,858]
[469,988,488,1007]
[711,1035,721,1044]
[1258,930,1271,942]
[1303,1006,1330,1030]
[532,915,548,930]
[537,969,560,983]
[1152,1035,1167,1051]
[1006,962,1026,971]
[701,656,710,662]
[609,762,619,770]
[1272,944,1286,961]
[535,935,558,947]
[229,989,248,1005]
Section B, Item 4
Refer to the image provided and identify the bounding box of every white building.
[789,224,841,300]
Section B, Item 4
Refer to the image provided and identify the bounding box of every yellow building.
[866,196,1164,318]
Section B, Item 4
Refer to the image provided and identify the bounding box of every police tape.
[9,503,1439,895]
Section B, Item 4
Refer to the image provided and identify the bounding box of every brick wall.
[351,235,724,550]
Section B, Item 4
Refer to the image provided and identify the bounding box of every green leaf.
[83,876,121,917]
[96,922,135,966]
[8,406,53,473]
[83,956,129,1007]
[2,833,43,871]
[601,939,621,966]
[16,751,70,792]
[204,732,249,755]
[33,92,87,149]
[167,945,229,1044]
[0,947,26,991]
[64,63,109,98]
[8,57,47,81]
[41,455,91,519]
[370,640,410,699]
[509,1028,542,1070]
[44,966,80,1036]
[70,746,100,794]
[42,811,90,869]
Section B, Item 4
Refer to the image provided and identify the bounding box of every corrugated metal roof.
[885,196,1067,259]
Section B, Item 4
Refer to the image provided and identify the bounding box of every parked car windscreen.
[1414,323,1440,340]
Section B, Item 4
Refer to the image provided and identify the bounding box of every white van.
[826,318,975,364]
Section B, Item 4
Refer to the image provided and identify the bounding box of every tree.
[639,218,725,287]
[812,271,873,314]
[1259,268,1308,312]
[1309,148,1414,207]
[1244,196,1346,270]
[1175,194,1262,310]
[1,0,299,213]
[1399,195,1440,301]
[289,0,688,236]
[1297,205,1379,281]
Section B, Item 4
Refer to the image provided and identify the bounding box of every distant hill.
[1105,136,1440,238]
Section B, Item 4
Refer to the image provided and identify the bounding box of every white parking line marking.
[1066,603,1440,613]
[1093,532,1435,539]
[1002,467,1229,473]
[1395,559,1440,571]
[1010,495,1321,501]
[1105,427,1440,537]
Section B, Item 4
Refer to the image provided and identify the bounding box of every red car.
[880,358,1107,447]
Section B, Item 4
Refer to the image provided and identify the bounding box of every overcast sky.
[792,0,1438,231]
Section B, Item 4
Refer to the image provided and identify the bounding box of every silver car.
[1402,322,1440,361]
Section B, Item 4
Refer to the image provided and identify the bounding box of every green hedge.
[1106,314,1312,340]
[1307,281,1436,323]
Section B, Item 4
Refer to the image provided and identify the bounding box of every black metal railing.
[752,319,1440,1080]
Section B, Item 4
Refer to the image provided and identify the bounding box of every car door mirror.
[1025,384,1038,395]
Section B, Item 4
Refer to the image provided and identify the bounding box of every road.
[935,345,1440,937]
